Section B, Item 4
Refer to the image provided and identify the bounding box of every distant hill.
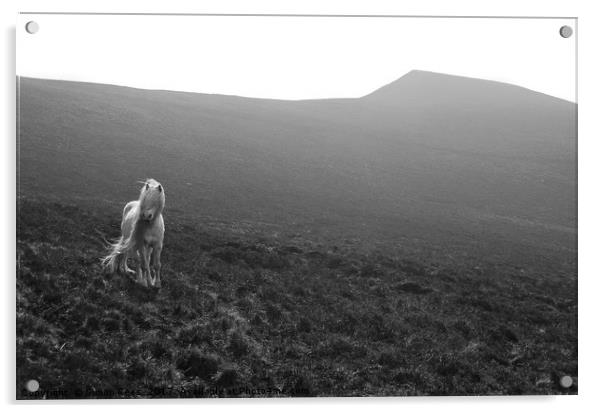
[17,71,577,271]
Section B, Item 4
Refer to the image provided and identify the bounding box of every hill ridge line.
[17,71,576,105]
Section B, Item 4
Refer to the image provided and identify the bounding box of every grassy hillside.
[17,197,577,397]
[16,72,577,397]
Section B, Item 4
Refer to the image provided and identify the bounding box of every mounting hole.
[25,379,39,392]
[559,375,573,388]
[559,25,573,38]
[25,21,39,34]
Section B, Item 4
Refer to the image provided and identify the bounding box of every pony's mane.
[137,178,159,186]
[137,179,161,199]
[137,178,165,210]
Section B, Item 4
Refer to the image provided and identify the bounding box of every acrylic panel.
[16,14,577,398]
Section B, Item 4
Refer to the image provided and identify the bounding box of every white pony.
[102,179,165,288]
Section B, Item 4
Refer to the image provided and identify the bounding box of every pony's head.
[138,178,165,222]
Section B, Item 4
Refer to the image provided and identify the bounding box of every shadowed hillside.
[17,72,577,397]
[17,71,577,271]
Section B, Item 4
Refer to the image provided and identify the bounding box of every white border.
[3,1,601,412]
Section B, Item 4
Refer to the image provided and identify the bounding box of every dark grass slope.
[17,72,577,397]
[17,197,577,398]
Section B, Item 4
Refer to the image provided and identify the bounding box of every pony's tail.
[101,234,135,273]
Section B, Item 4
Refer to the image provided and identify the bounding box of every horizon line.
[16,70,577,104]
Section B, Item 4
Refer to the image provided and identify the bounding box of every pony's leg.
[120,250,127,273]
[143,245,153,287]
[123,250,135,274]
[136,247,148,287]
[118,251,127,274]
[151,245,163,288]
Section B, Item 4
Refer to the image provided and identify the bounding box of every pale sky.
[17,14,576,102]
